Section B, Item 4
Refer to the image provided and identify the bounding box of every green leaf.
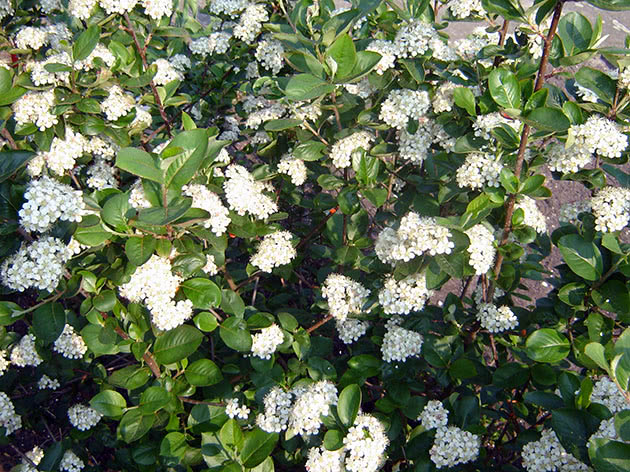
[615,410,630,442]
[294,141,326,161]
[160,432,188,458]
[338,384,361,427]
[240,428,279,468]
[521,107,570,131]
[181,278,222,309]
[520,174,546,195]
[220,317,252,352]
[525,88,549,112]
[593,280,630,317]
[400,59,424,84]
[116,148,163,183]
[552,408,600,462]
[220,418,243,450]
[263,119,303,131]
[90,390,127,417]
[137,199,192,225]
[76,98,101,114]
[526,328,571,363]
[194,312,218,332]
[140,386,170,413]
[0,67,11,96]
[453,87,477,116]
[73,25,100,62]
[118,409,154,443]
[557,234,603,281]
[589,438,630,472]
[575,67,617,104]
[102,193,133,230]
[344,51,382,81]
[602,164,630,188]
[557,12,593,56]
[327,34,357,79]
[585,0,630,11]
[488,69,521,109]
[32,303,65,345]
[500,168,519,193]
[221,290,245,317]
[93,290,117,312]
[73,222,111,246]
[585,342,610,372]
[120,64,158,88]
[360,188,388,207]
[153,325,204,365]
[284,74,335,101]
[163,129,209,190]
[0,151,35,182]
[185,358,223,386]
[125,236,157,266]
[482,0,524,20]
[323,429,344,451]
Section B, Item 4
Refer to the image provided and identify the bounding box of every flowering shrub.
[1,0,630,470]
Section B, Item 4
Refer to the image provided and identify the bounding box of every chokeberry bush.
[1,0,630,470]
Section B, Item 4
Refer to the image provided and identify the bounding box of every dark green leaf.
[240,429,279,468]
[327,34,357,79]
[338,384,361,427]
[181,278,221,309]
[32,303,65,345]
[185,358,223,386]
[589,438,630,472]
[116,148,163,183]
[575,67,617,104]
[118,409,154,443]
[73,25,100,62]
[522,107,570,131]
[552,408,600,462]
[153,325,204,365]
[489,69,521,109]
[125,236,157,266]
[284,74,335,101]
[453,87,476,116]
[557,234,603,281]
[526,328,570,363]
[557,12,593,56]
[90,390,127,417]
[220,317,252,352]
[0,151,35,182]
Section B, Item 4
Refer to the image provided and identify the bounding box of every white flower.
[515,196,547,234]
[99,0,138,14]
[380,89,430,130]
[142,0,173,20]
[0,0,14,20]
[202,254,219,276]
[182,184,231,235]
[277,154,307,185]
[465,224,496,275]
[233,3,268,44]
[394,20,440,58]
[60,450,85,472]
[19,177,86,233]
[381,317,423,362]
[152,58,183,85]
[79,44,116,71]
[591,377,628,414]
[419,400,449,430]
[251,324,284,359]
[129,179,152,209]
[190,32,232,57]
[28,128,88,177]
[38,375,61,390]
[375,213,454,264]
[321,274,370,322]
[571,115,628,159]
[453,27,500,61]
[68,404,102,431]
[336,318,369,344]
[20,446,45,472]
[547,141,593,174]
[591,186,630,233]
[343,414,389,472]
[330,131,374,169]
[1,237,75,292]
[87,159,118,189]
[101,86,135,121]
[379,273,433,315]
[69,0,98,19]
[13,90,57,131]
[619,67,630,89]
[0,351,8,376]
[559,200,592,224]
[288,381,338,437]
[449,0,485,18]
[28,52,72,86]
[522,429,590,472]
[344,78,375,99]
[250,231,296,273]
[366,39,397,74]
[477,303,517,333]
[223,165,278,219]
[306,446,345,472]
[473,112,519,141]
[256,386,293,433]
[209,0,248,17]
[15,26,49,50]
[53,324,87,360]
[10,334,43,367]
[289,101,321,124]
[430,426,480,468]
[225,398,250,419]
[255,36,284,75]
[0,392,21,435]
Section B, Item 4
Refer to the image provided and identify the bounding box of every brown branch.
[178,397,223,406]
[488,0,564,299]
[493,20,510,67]
[113,325,161,378]
[0,128,18,149]
[123,13,172,137]
[306,314,333,334]
[296,207,339,250]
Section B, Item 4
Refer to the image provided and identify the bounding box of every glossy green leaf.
[521,107,570,131]
[116,148,163,183]
[575,67,617,104]
[90,390,127,417]
[338,384,361,427]
[220,317,252,352]
[32,303,65,345]
[489,69,521,109]
[557,234,603,281]
[326,34,356,78]
[0,151,35,182]
[185,358,223,386]
[240,428,279,468]
[453,87,476,116]
[284,74,335,101]
[181,278,222,309]
[73,25,100,61]
[526,328,570,363]
[118,409,154,443]
[125,236,157,266]
[153,325,204,365]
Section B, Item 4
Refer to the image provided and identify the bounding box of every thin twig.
[178,397,223,406]
[296,207,339,250]
[306,314,333,334]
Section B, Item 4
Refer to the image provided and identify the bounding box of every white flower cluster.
[515,196,547,233]
[190,32,232,57]
[575,84,599,103]
[99,0,138,14]
[419,400,449,430]
[379,273,433,315]
[379,89,430,130]
[0,392,21,434]
[375,213,454,264]
[101,85,135,121]
[19,446,44,472]
[344,78,375,99]
[1,237,74,292]
[255,36,284,74]
[433,82,457,113]
[152,58,183,86]
[476,303,517,333]
[202,254,218,276]
[223,164,278,218]
[571,116,628,158]
[129,179,152,209]
[619,67,630,89]
[288,381,338,436]
[28,127,87,176]
[0,0,14,20]
[251,324,284,359]
[366,39,398,75]
[453,27,500,61]
[521,429,590,472]
[68,404,102,431]
[277,153,307,185]
[465,224,496,275]
[591,186,630,232]
[559,200,592,224]
[225,398,250,420]
[330,131,374,168]
[473,284,505,306]
[456,152,503,190]
[336,318,369,344]
[60,450,84,472]
[69,0,98,19]
[53,324,87,359]
[591,377,628,414]
[13,90,57,130]
[142,0,173,20]
[10,334,43,367]
[256,386,293,433]
[245,100,286,128]
[381,317,423,362]
[119,255,193,331]
[430,425,481,469]
[15,26,49,50]
[0,350,8,375]
[209,0,247,16]
[394,19,446,59]
[321,273,370,322]
[19,177,85,233]
[473,112,519,141]
[305,447,345,472]
[449,0,484,18]
[289,101,321,124]
[234,3,268,43]
[87,159,118,189]
[547,141,593,174]
[28,51,72,86]
[343,413,389,472]
[590,417,619,442]
[182,184,231,235]
[250,231,296,273]
[38,375,61,390]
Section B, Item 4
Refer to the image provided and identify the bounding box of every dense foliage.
[1,0,630,470]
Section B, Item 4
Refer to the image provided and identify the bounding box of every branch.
[114,325,161,378]
[306,314,333,334]
[296,207,339,250]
